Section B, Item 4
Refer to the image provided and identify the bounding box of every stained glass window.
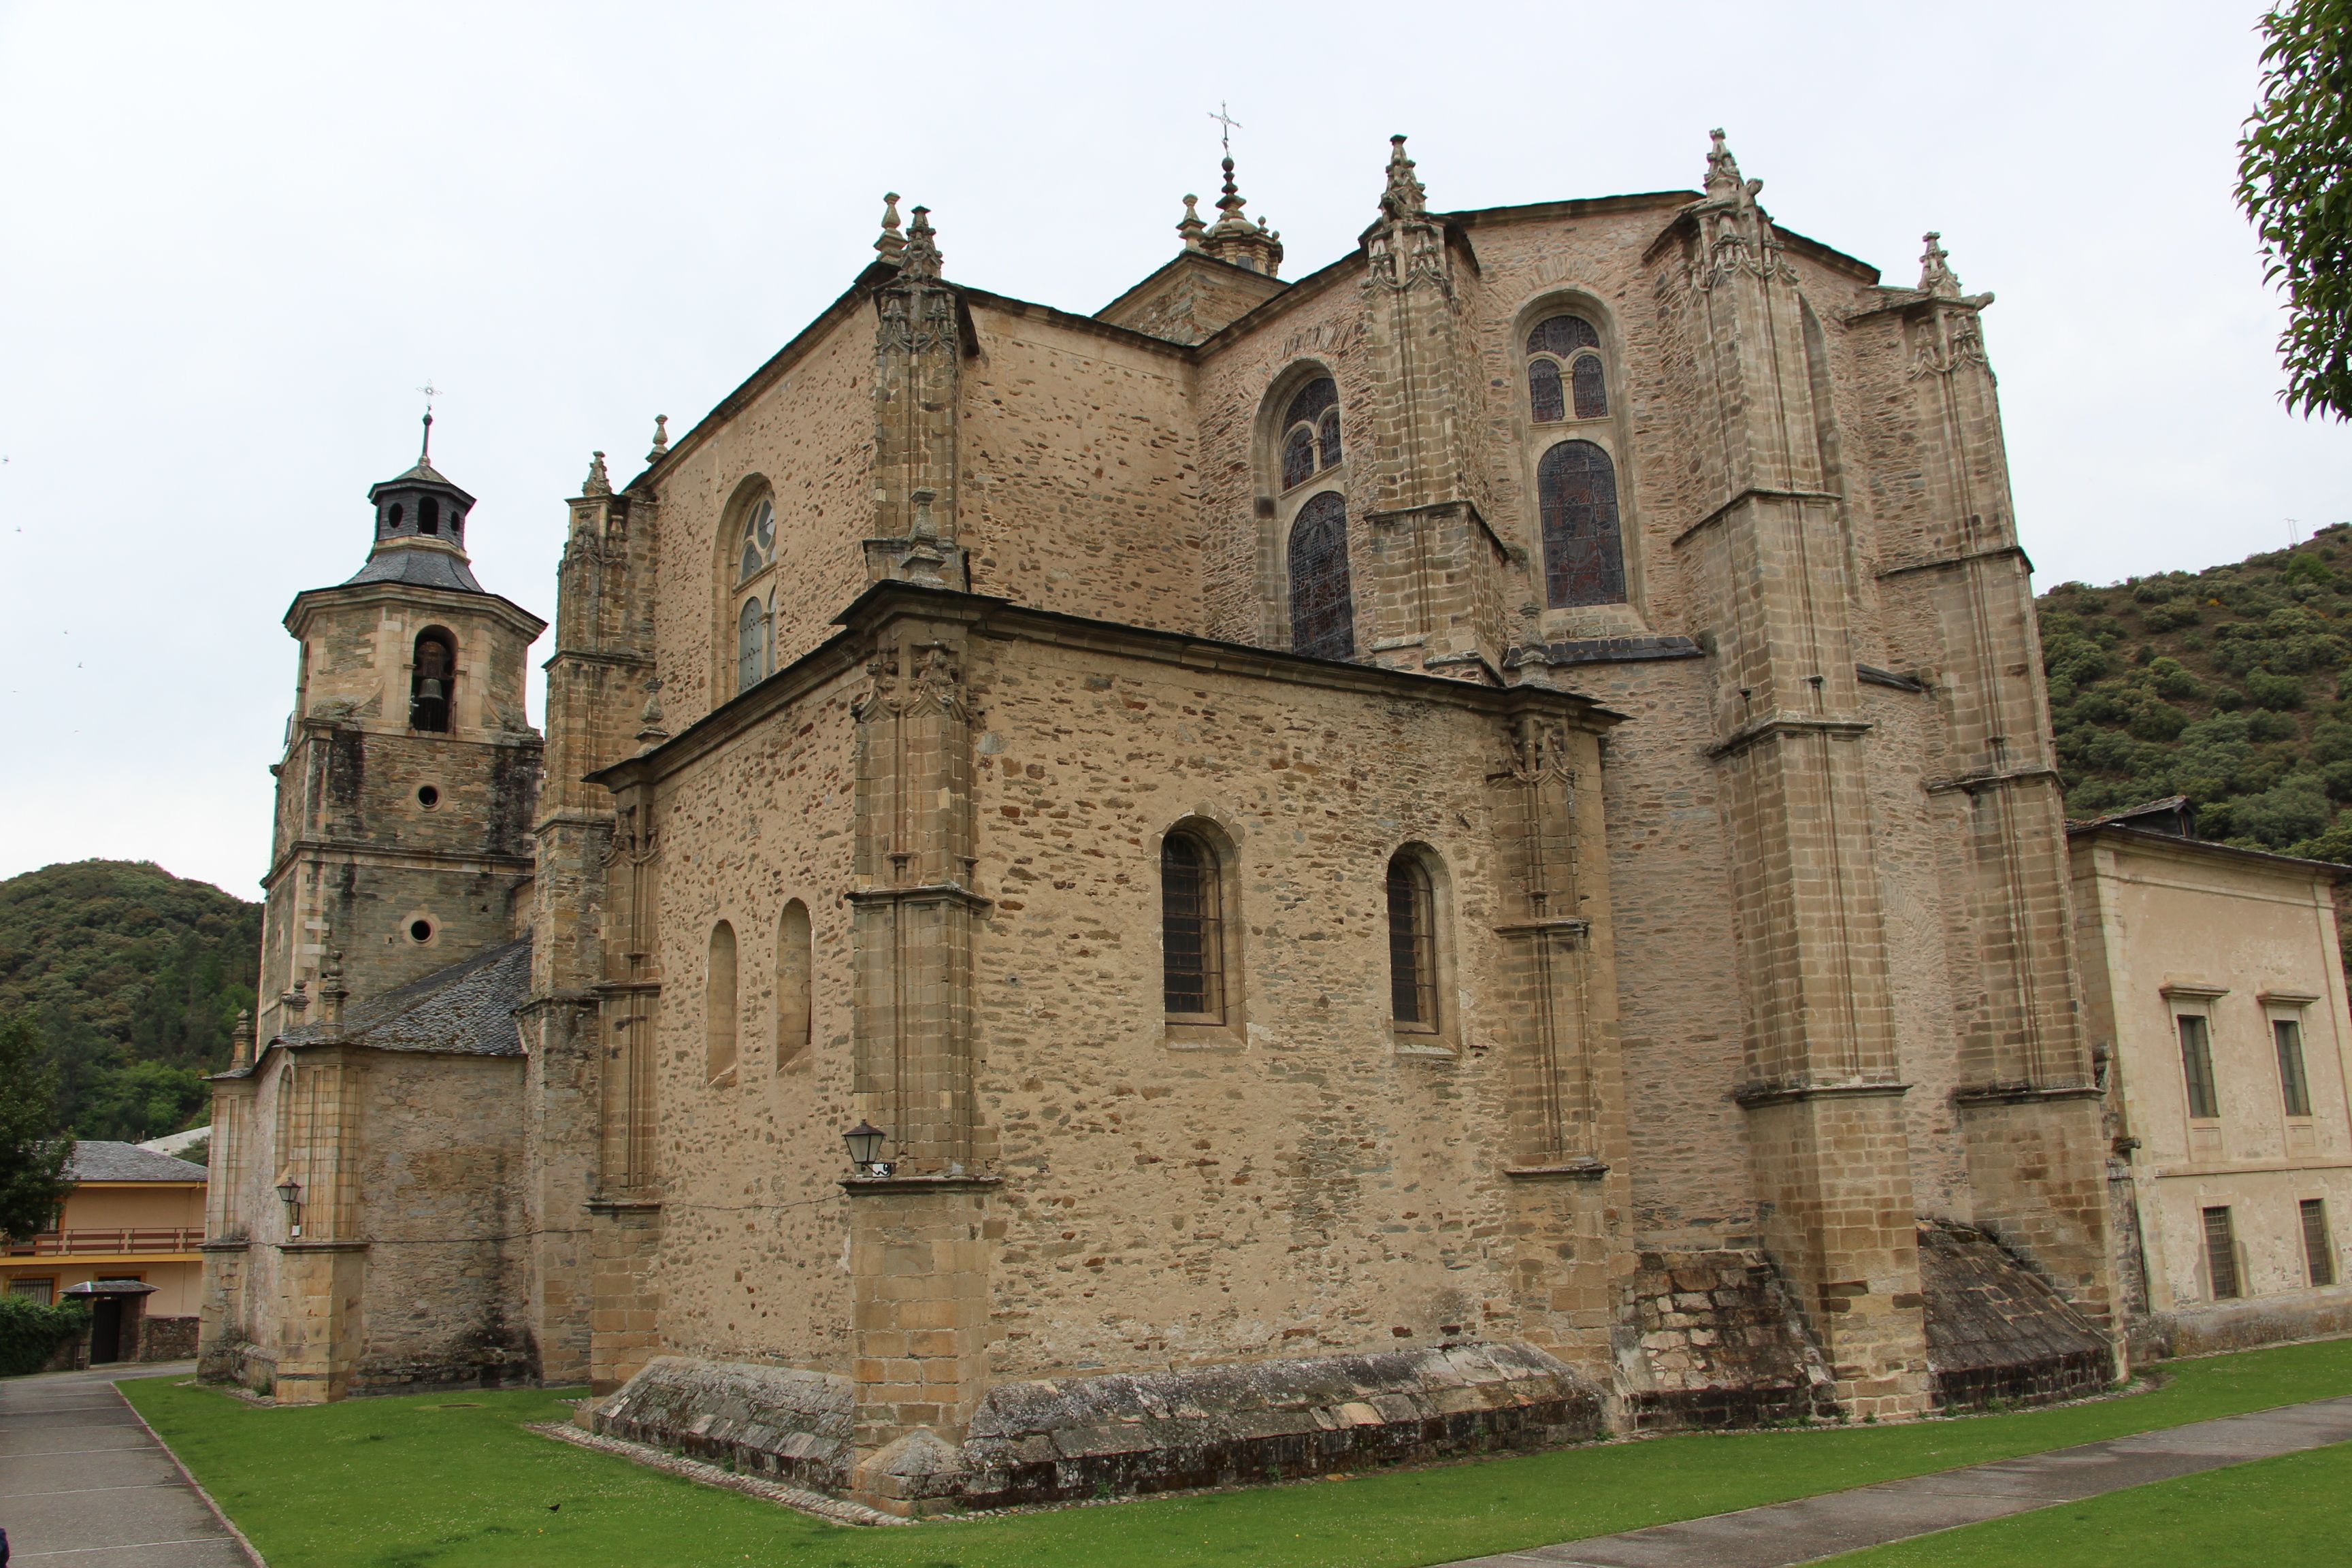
[1278,376,1341,490]
[1387,854,1437,1028]
[1283,427,1316,489]
[1537,441,1626,608]
[1526,314,1599,359]
[1288,491,1355,660]
[737,596,768,693]
[1571,353,1608,419]
[1529,359,1565,423]
[1162,832,1224,1021]
[738,497,776,582]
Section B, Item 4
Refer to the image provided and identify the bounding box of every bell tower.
[254,420,548,1043]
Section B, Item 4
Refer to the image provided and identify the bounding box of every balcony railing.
[6,1228,203,1257]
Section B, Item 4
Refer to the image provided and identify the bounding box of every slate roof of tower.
[272,936,531,1060]
[341,545,487,593]
[65,1140,208,1183]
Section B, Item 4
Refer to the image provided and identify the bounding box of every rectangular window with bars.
[2178,1013,2220,1120]
[2204,1205,2241,1300]
[2302,1198,2336,1288]
[2274,1017,2313,1118]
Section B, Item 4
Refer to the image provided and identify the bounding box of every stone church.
[201,131,2127,1509]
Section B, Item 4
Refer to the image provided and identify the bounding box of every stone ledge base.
[2136,1291,2352,1361]
[535,1422,904,1526]
[1921,1221,2114,1411]
[578,1356,853,1493]
[584,1342,1601,1514]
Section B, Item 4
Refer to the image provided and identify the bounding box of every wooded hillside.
[0,860,259,1141]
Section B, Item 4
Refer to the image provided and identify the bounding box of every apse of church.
[206,129,2129,1503]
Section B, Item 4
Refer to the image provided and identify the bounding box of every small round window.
[408,919,434,944]
[416,785,440,808]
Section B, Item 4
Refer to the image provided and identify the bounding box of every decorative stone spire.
[1379,134,1428,221]
[636,677,668,749]
[1918,231,1963,297]
[232,1007,254,1071]
[1200,156,1283,276]
[1177,193,1206,251]
[645,414,669,464]
[1704,127,1747,201]
[582,450,612,497]
[316,934,347,1027]
[900,204,943,280]
[875,192,905,265]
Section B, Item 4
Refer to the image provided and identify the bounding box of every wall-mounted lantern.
[275,1173,304,1239]
[842,1120,892,1179]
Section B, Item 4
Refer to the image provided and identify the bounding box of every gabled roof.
[67,1140,206,1183]
[270,937,532,1062]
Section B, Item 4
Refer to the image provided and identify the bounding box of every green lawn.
[122,1339,2352,1568]
[1824,1440,2352,1565]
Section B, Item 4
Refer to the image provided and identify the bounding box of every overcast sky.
[1,1,2344,898]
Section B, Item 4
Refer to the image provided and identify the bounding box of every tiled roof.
[342,544,485,593]
[66,1140,206,1183]
[274,937,531,1060]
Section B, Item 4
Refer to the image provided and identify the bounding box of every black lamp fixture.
[275,1173,304,1238]
[842,1120,892,1179]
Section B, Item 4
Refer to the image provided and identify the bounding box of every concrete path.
[0,1361,255,1566]
[1440,1394,2352,1568]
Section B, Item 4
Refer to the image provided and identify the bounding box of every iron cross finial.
[416,380,439,461]
[1209,101,1242,158]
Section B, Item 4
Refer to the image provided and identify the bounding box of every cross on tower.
[1209,101,1242,158]
[417,380,439,461]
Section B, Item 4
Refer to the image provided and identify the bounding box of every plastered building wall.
[2073,828,2352,1340]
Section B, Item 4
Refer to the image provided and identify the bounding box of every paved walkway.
[1440,1393,2352,1568]
[0,1361,255,1566]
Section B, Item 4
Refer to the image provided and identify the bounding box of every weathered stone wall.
[960,303,1202,634]
[1918,1221,2110,1409]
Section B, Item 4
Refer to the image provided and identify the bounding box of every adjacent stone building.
[2072,797,2352,1356]
[208,131,2133,1501]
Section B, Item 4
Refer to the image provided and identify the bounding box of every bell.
[416,679,445,702]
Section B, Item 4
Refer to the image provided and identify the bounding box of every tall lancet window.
[410,629,457,732]
[1161,830,1226,1024]
[1386,851,1439,1031]
[1279,377,1342,490]
[1537,440,1626,608]
[1526,314,1607,423]
[733,495,777,694]
[1288,492,1354,660]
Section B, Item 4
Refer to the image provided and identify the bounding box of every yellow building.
[3,1141,207,1365]
[2072,797,2352,1355]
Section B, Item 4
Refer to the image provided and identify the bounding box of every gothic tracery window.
[1526,314,1607,423]
[1538,440,1627,608]
[732,495,777,695]
[1162,831,1226,1023]
[1279,376,1341,490]
[1288,491,1355,660]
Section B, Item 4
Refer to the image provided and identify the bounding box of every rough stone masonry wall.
[1614,1251,1837,1430]
[960,305,1203,635]
[348,1051,532,1391]
[637,674,863,1375]
[649,302,873,729]
[964,630,1614,1381]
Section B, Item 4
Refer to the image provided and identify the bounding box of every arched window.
[1526,314,1607,423]
[1538,440,1626,608]
[1279,376,1341,491]
[1161,831,1225,1023]
[419,496,440,536]
[706,921,738,1083]
[409,629,456,732]
[1387,852,1439,1030]
[1288,492,1354,661]
[737,595,769,693]
[729,495,778,696]
[774,900,811,1071]
[738,498,775,583]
